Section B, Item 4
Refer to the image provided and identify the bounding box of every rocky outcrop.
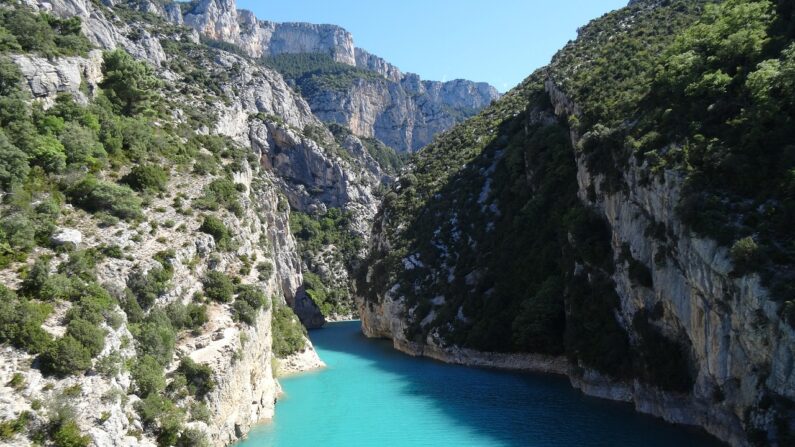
[169,0,501,152]
[11,50,103,106]
[304,74,500,152]
[358,68,795,446]
[354,48,402,83]
[181,0,356,64]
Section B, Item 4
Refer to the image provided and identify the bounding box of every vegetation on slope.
[262,52,382,96]
[360,0,725,393]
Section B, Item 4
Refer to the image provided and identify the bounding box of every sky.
[236,0,629,92]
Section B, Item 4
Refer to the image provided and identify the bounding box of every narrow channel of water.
[239,321,723,447]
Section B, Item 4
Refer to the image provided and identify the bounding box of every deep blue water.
[239,321,723,447]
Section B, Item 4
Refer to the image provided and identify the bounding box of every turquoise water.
[240,321,723,447]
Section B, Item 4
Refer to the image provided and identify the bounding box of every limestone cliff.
[168,0,500,152]
[0,1,391,445]
[358,1,795,446]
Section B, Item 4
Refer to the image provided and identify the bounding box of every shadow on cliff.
[307,322,723,447]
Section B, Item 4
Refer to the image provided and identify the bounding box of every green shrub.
[0,213,36,251]
[0,130,29,191]
[41,336,93,376]
[256,261,273,281]
[134,311,176,366]
[52,419,90,447]
[66,286,115,324]
[199,215,231,248]
[189,402,211,423]
[59,122,106,168]
[176,428,210,447]
[134,394,184,447]
[176,357,215,399]
[0,8,91,58]
[730,236,761,273]
[66,176,142,220]
[166,301,207,331]
[100,50,160,116]
[58,249,100,281]
[194,178,242,216]
[65,318,106,357]
[231,300,257,325]
[131,355,166,397]
[7,373,25,390]
[272,304,306,357]
[0,411,30,441]
[121,165,169,192]
[0,287,54,354]
[127,265,171,309]
[202,271,234,303]
[95,350,122,378]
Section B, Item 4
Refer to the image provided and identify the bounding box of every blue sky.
[236,0,628,92]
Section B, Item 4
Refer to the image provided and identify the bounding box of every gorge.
[0,0,793,447]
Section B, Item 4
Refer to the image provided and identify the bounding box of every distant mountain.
[172,0,501,152]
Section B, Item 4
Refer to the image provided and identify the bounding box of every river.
[238,321,723,447]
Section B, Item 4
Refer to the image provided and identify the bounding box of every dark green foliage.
[41,336,93,376]
[0,8,91,58]
[58,249,100,282]
[199,215,231,249]
[631,0,795,300]
[176,357,215,399]
[0,411,31,441]
[290,209,364,272]
[121,165,169,192]
[202,271,234,303]
[65,318,105,357]
[0,285,53,354]
[302,272,350,318]
[133,310,177,367]
[135,394,185,447]
[58,121,107,168]
[194,178,242,216]
[131,354,166,397]
[262,53,381,96]
[272,304,306,356]
[51,419,90,447]
[176,428,210,447]
[65,176,143,220]
[127,265,171,310]
[166,302,208,331]
[565,273,631,377]
[232,284,268,325]
[100,50,160,116]
[328,123,406,174]
[0,130,29,190]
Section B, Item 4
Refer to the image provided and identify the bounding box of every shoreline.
[378,336,742,447]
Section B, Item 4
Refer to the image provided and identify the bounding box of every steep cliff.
[0,0,405,445]
[359,0,795,446]
[170,0,500,152]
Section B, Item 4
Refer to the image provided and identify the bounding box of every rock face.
[170,0,500,152]
[181,0,356,64]
[11,50,103,106]
[304,73,499,153]
[0,0,387,445]
[358,2,795,446]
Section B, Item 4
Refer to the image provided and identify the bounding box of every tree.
[121,164,168,192]
[100,50,159,116]
[42,336,93,376]
[65,318,106,357]
[131,354,166,397]
[0,56,21,96]
[202,271,234,303]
